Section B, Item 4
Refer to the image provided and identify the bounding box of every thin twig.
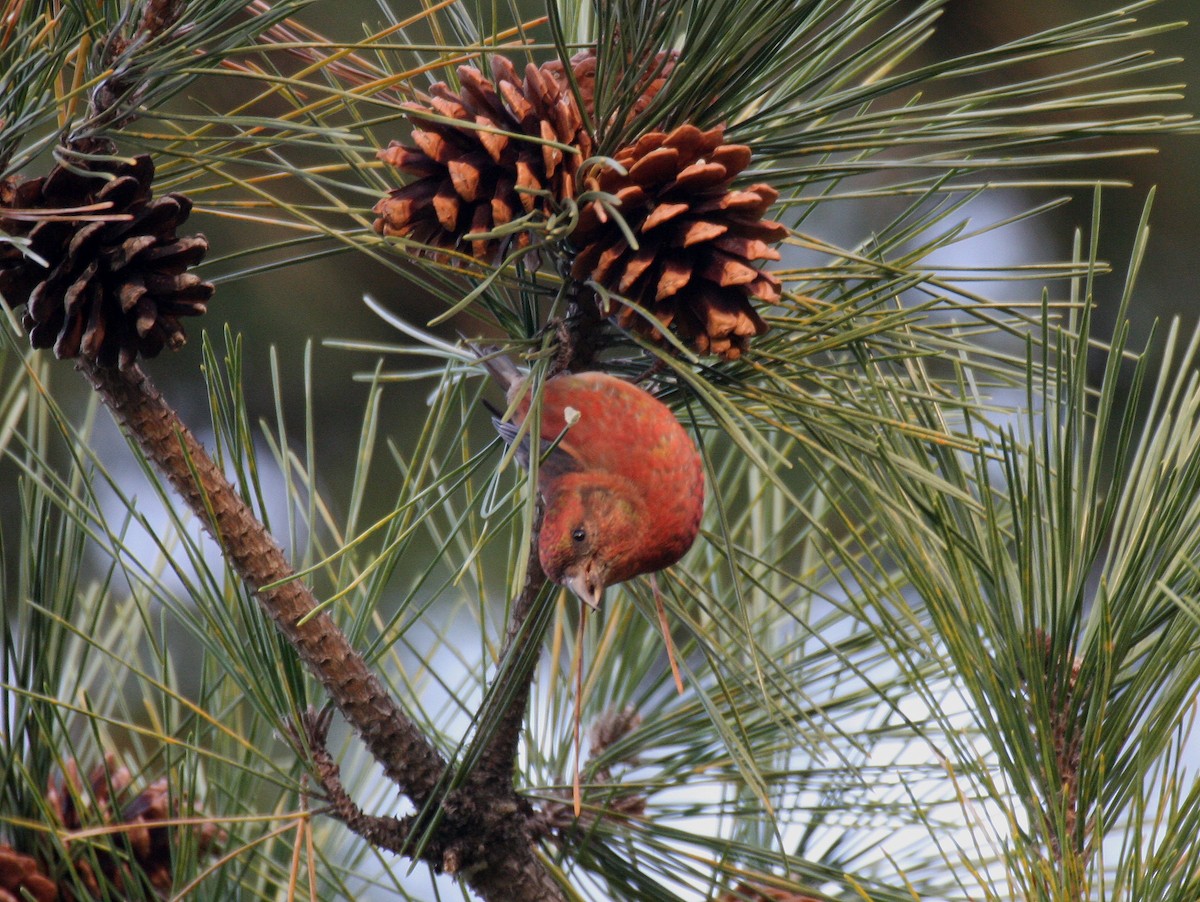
[287,706,412,854]
[474,524,550,782]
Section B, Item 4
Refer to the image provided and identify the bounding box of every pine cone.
[571,124,785,359]
[544,49,677,127]
[0,154,213,369]
[0,845,57,902]
[373,54,593,261]
[44,754,224,898]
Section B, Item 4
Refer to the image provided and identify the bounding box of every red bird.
[483,354,705,609]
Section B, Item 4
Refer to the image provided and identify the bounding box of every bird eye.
[571,527,587,543]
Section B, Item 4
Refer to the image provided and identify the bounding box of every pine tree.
[2,1,1199,899]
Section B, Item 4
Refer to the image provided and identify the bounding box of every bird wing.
[488,399,582,479]
[541,373,655,476]
[473,347,590,479]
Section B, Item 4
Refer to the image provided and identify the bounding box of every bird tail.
[460,338,524,394]
[460,338,541,467]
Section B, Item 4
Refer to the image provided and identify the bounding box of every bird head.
[538,479,640,610]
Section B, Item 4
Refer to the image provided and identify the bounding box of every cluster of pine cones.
[0,49,785,366]
[0,755,222,900]
[374,50,786,359]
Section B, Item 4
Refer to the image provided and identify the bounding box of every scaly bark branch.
[79,359,565,901]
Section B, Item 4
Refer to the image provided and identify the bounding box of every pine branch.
[76,359,446,798]
[74,358,567,900]
[478,529,549,782]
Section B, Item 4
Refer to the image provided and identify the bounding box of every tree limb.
[78,359,565,901]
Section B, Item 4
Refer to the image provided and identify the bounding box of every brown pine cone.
[0,154,213,370]
[544,49,677,128]
[373,54,593,261]
[571,123,785,359]
[44,754,224,898]
[0,845,58,902]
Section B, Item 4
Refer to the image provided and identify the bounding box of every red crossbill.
[482,353,705,608]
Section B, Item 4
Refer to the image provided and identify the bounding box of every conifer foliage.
[1,1,1199,900]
